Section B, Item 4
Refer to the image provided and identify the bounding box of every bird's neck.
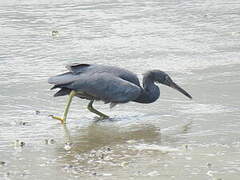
[134,74,160,103]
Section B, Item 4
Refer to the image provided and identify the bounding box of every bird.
[48,63,192,124]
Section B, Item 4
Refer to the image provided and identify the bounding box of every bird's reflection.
[61,121,161,153]
[62,124,72,148]
[55,117,192,173]
[59,117,193,152]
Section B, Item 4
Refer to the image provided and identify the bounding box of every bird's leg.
[87,100,109,119]
[50,90,76,124]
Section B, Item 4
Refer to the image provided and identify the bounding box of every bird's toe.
[49,115,65,124]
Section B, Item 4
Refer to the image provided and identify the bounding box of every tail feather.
[54,88,71,97]
[50,85,58,90]
[48,72,79,85]
[50,82,71,90]
[110,103,118,109]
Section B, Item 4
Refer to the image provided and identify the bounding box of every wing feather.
[65,63,90,74]
[48,64,92,85]
[65,73,141,103]
[48,72,80,85]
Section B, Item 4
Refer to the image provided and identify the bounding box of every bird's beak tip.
[170,81,192,100]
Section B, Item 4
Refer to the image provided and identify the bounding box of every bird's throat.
[134,77,160,103]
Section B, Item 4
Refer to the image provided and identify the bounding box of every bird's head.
[147,70,192,99]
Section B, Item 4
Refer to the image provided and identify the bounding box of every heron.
[48,63,192,124]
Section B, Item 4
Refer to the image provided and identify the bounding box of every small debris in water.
[44,139,55,145]
[0,161,6,166]
[50,139,55,144]
[52,30,59,37]
[100,154,105,160]
[92,172,97,176]
[64,143,72,151]
[207,162,212,169]
[35,110,40,115]
[184,144,188,151]
[120,161,128,167]
[107,147,111,151]
[19,121,29,126]
[206,170,218,177]
[44,139,48,144]
[15,140,25,147]
[20,141,25,147]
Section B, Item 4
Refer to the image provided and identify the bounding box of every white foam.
[132,144,179,153]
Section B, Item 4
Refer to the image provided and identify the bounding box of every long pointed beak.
[170,82,192,99]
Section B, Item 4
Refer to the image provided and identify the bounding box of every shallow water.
[0,0,240,179]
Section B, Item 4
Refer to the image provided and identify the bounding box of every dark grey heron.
[48,63,192,124]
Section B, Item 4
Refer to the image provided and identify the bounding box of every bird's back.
[48,63,142,103]
[48,63,140,87]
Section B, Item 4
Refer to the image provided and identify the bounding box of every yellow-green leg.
[87,100,109,119]
[50,90,76,124]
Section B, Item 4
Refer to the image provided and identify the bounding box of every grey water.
[0,0,240,179]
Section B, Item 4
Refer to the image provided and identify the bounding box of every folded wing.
[48,63,92,85]
[63,73,141,103]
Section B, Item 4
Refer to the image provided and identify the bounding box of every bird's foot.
[94,115,110,122]
[101,115,109,119]
[49,115,66,124]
